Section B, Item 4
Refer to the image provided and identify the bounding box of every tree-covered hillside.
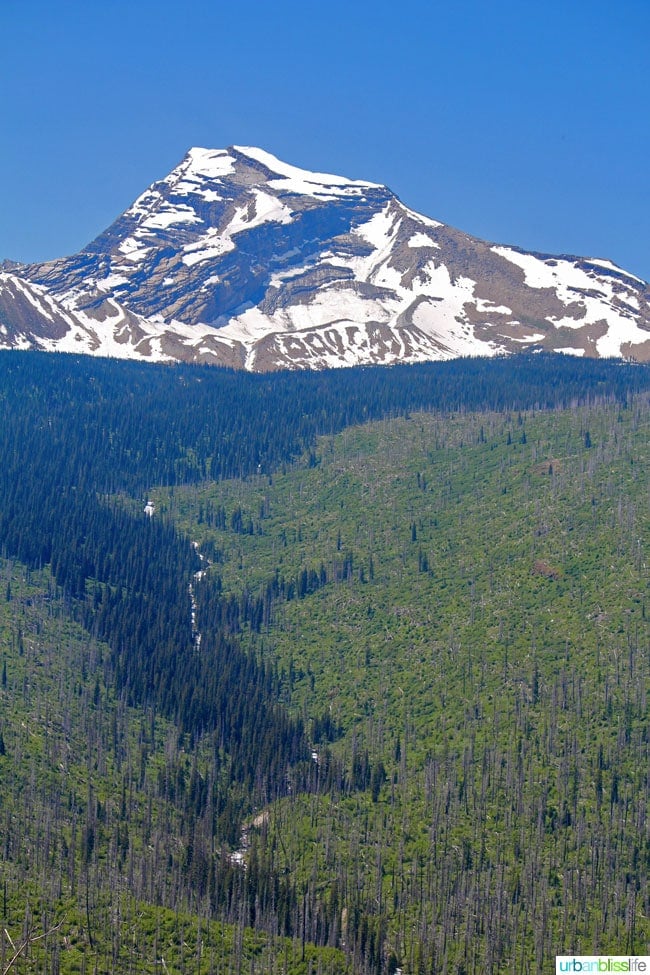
[157,395,650,973]
[0,351,648,973]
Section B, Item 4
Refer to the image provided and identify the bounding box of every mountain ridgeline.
[0,352,649,973]
[1,145,649,369]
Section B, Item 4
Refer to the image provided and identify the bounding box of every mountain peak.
[181,146,238,180]
[230,145,383,192]
[171,145,385,202]
[1,146,649,370]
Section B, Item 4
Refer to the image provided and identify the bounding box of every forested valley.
[0,351,649,974]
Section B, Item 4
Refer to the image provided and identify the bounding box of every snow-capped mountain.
[2,146,649,369]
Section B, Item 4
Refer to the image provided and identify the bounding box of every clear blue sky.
[2,0,648,281]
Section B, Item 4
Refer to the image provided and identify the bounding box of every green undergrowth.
[0,561,350,974]
[0,891,350,975]
[157,400,649,757]
[153,397,650,970]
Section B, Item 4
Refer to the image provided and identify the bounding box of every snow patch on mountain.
[118,238,152,262]
[183,147,237,180]
[182,231,235,266]
[408,232,439,249]
[141,204,203,230]
[475,299,513,315]
[585,258,646,285]
[229,189,294,234]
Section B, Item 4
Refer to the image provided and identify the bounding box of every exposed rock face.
[2,146,648,369]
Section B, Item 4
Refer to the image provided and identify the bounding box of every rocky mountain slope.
[2,145,649,369]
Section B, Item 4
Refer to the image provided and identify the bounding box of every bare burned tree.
[2,919,64,975]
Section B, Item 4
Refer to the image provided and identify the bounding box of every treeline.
[0,351,648,495]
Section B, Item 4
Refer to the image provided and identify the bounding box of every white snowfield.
[491,246,650,358]
[232,145,383,195]
[1,147,648,369]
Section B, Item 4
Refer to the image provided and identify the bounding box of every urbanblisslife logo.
[556,959,649,973]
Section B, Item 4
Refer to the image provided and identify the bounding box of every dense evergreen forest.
[0,350,649,974]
